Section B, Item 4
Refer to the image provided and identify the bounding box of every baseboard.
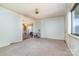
[65,39,74,56]
[11,39,22,44]
[0,43,10,48]
[0,39,22,48]
[40,37,65,40]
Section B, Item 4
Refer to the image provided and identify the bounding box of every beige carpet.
[0,38,72,56]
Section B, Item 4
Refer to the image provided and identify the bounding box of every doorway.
[23,23,33,40]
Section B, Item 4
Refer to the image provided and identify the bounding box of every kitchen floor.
[0,38,72,56]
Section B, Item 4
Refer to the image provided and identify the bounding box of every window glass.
[71,4,79,36]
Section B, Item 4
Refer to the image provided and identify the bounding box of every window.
[71,3,79,36]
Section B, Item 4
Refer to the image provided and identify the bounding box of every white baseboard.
[0,39,22,48]
[11,39,22,44]
[40,37,65,40]
[65,39,74,56]
[0,43,10,48]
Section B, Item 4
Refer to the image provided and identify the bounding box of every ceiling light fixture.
[35,8,39,14]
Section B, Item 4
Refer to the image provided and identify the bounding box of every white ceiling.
[0,3,72,19]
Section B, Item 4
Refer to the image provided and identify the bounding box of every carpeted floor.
[0,38,72,56]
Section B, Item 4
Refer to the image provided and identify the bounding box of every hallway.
[0,38,72,56]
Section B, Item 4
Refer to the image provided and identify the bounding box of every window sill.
[68,34,79,39]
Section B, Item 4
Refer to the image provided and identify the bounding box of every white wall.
[0,7,22,47]
[23,16,35,24]
[33,20,41,34]
[36,17,65,40]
